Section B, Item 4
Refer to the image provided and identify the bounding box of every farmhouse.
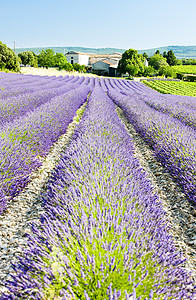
[144,58,148,67]
[65,51,90,66]
[65,51,122,76]
[91,59,118,76]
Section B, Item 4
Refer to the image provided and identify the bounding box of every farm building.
[65,51,122,76]
[144,58,148,67]
[91,59,118,76]
[65,51,90,66]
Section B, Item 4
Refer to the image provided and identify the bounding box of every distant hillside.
[14,45,196,59]
[138,45,196,59]
[14,47,126,56]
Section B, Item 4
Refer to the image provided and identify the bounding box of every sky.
[1,0,196,51]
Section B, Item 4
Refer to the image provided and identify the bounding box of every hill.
[138,45,196,59]
[14,45,196,59]
[14,46,126,56]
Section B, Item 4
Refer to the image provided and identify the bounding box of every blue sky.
[1,0,196,50]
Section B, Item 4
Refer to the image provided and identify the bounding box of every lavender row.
[107,87,196,204]
[0,82,81,127]
[98,77,159,97]
[0,73,93,127]
[142,93,196,129]
[0,73,83,100]
[3,86,194,299]
[0,85,91,214]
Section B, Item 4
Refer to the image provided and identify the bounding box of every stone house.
[144,58,149,67]
[65,51,122,76]
[91,59,118,76]
[65,51,90,66]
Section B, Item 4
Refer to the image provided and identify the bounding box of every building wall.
[144,59,149,67]
[78,55,89,66]
[65,53,89,66]
[65,52,122,68]
[66,54,78,65]
[92,60,112,75]
[102,58,118,66]
[89,57,100,65]
[92,60,110,72]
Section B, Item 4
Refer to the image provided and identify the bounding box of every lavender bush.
[0,83,80,126]
[142,93,196,129]
[0,83,91,214]
[107,87,196,203]
[3,87,194,299]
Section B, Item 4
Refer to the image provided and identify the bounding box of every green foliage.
[37,50,86,72]
[148,54,168,71]
[18,51,36,67]
[54,53,67,69]
[176,59,182,65]
[158,65,176,78]
[143,66,156,77]
[163,51,167,58]
[171,64,196,75]
[38,49,55,69]
[185,75,196,82]
[60,62,74,71]
[117,48,145,76]
[0,41,20,72]
[166,50,177,66]
[142,80,196,96]
[72,63,86,73]
[182,58,196,65]
[142,52,148,60]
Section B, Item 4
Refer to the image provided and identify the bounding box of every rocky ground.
[0,92,195,298]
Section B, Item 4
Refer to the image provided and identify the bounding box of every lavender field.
[0,72,196,299]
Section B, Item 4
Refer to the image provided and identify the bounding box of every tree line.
[0,40,196,77]
[117,49,180,77]
[19,49,86,72]
[0,42,86,73]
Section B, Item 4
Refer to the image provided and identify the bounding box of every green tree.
[117,48,145,76]
[38,49,55,69]
[143,52,148,60]
[176,59,182,65]
[166,50,177,66]
[163,51,167,58]
[158,65,176,77]
[18,51,35,66]
[73,63,86,73]
[143,65,156,77]
[0,41,20,72]
[60,62,74,71]
[54,53,67,69]
[148,54,169,70]
[155,50,160,55]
